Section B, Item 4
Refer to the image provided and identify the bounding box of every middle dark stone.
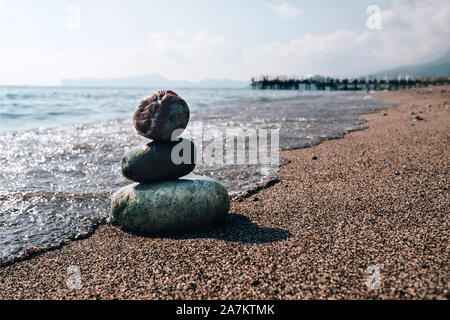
[121,138,196,183]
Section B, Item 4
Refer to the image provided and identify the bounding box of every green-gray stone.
[111,175,230,234]
[121,138,196,183]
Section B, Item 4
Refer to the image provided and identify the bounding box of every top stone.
[133,90,190,141]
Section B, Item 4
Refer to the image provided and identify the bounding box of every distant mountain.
[61,74,249,88]
[370,50,450,79]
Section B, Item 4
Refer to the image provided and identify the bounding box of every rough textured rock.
[133,90,189,141]
[111,175,230,234]
[121,138,196,183]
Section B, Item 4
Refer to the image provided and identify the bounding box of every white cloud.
[254,1,450,77]
[117,2,448,81]
[265,2,300,19]
[117,31,243,81]
[127,31,241,63]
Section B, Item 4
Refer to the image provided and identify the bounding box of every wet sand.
[1,86,449,299]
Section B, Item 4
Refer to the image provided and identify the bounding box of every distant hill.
[370,50,450,79]
[61,74,249,88]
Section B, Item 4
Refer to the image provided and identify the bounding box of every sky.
[0,0,449,85]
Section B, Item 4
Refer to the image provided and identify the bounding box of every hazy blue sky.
[0,0,449,85]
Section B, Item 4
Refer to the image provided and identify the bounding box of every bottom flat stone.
[111,175,230,234]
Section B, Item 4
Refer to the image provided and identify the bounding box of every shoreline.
[1,86,448,299]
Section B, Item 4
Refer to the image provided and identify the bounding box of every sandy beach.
[0,86,448,300]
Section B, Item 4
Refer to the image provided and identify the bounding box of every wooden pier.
[250,76,450,91]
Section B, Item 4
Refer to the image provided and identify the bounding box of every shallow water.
[0,87,389,265]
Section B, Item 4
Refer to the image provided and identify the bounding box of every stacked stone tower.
[111,90,229,234]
